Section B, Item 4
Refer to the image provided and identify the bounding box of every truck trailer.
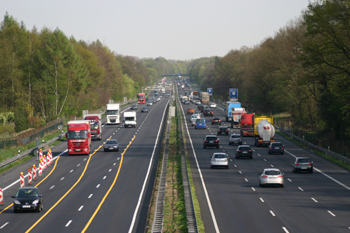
[106,103,120,124]
[83,114,102,140]
[225,102,241,122]
[230,108,246,128]
[253,116,275,147]
[67,120,91,155]
[200,92,210,104]
[240,113,255,136]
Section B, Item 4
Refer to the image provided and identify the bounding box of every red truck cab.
[240,113,255,136]
[138,93,145,104]
[67,120,91,155]
[84,114,102,141]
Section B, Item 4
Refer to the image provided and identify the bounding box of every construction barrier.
[38,160,42,176]
[20,172,25,188]
[28,168,32,185]
[39,149,43,160]
[48,149,52,166]
[0,188,3,205]
[43,155,47,171]
[32,164,37,180]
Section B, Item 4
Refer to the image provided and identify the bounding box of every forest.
[187,0,350,141]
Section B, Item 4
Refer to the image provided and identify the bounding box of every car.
[195,119,206,129]
[210,102,217,108]
[195,100,201,105]
[217,126,229,135]
[141,107,148,113]
[292,157,313,173]
[12,187,43,213]
[131,104,137,110]
[103,139,119,152]
[203,135,219,148]
[229,133,242,145]
[259,168,284,187]
[147,102,153,106]
[184,100,190,105]
[210,152,229,169]
[198,104,203,110]
[187,108,195,114]
[191,117,197,126]
[190,114,200,122]
[235,145,253,159]
[268,142,284,154]
[211,117,221,125]
[203,108,213,116]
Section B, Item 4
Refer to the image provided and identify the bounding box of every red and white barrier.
[48,149,52,166]
[28,168,32,185]
[20,172,25,188]
[43,155,47,170]
[38,159,43,176]
[39,149,43,160]
[32,164,37,180]
[0,188,3,205]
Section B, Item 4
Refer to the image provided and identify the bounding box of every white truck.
[161,88,165,94]
[124,111,137,128]
[106,103,120,124]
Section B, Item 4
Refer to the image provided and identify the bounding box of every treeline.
[0,13,188,132]
[188,0,350,141]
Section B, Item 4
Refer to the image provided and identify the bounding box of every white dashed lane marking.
[88,194,93,198]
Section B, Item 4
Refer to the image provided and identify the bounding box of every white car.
[191,117,197,126]
[190,114,200,122]
[210,102,217,108]
[259,168,284,187]
[195,101,201,105]
[210,153,229,169]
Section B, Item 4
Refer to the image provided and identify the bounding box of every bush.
[14,106,30,132]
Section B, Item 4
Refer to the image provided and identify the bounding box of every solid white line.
[0,222,9,229]
[78,205,84,211]
[128,99,169,233]
[50,185,55,189]
[287,178,292,182]
[103,176,107,179]
[328,210,336,217]
[70,170,73,173]
[260,197,264,202]
[175,98,221,233]
[298,187,304,192]
[311,197,318,203]
[270,210,276,216]
[2,149,68,191]
[282,227,290,233]
[60,177,65,181]
[88,194,93,198]
[65,220,72,227]
[285,150,350,191]
[96,184,100,188]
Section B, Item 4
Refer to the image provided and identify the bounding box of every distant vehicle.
[235,145,253,159]
[195,100,201,105]
[225,101,241,122]
[190,114,200,122]
[198,104,203,110]
[123,111,137,128]
[200,92,210,104]
[138,93,146,104]
[104,139,119,152]
[203,108,213,116]
[254,116,276,147]
[147,102,153,106]
[292,157,313,173]
[203,135,219,148]
[12,187,43,213]
[217,126,229,135]
[191,117,197,126]
[131,104,137,110]
[211,117,221,125]
[259,168,284,187]
[83,114,102,141]
[184,100,190,105]
[210,102,217,108]
[67,120,91,155]
[229,134,242,145]
[187,108,195,114]
[195,119,206,129]
[210,153,229,169]
[141,107,148,113]
[106,103,120,124]
[268,142,284,154]
[240,113,255,137]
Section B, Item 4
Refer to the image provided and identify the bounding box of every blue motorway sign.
[229,88,238,99]
[207,88,213,94]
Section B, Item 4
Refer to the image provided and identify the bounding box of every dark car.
[229,134,242,145]
[131,104,137,110]
[12,187,43,213]
[103,139,119,152]
[203,135,219,148]
[211,117,221,125]
[141,107,148,113]
[184,100,190,105]
[217,126,229,135]
[203,108,213,116]
[268,142,284,154]
[292,157,313,173]
[235,145,253,159]
[198,104,203,110]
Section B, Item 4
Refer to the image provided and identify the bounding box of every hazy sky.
[2,0,311,60]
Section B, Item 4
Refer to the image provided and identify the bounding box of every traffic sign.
[229,88,238,100]
[207,88,213,95]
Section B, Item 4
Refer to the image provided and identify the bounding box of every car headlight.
[32,199,40,205]
[14,200,21,205]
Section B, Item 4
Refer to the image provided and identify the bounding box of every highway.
[178,87,350,233]
[0,92,168,233]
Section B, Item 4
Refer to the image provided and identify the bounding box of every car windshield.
[67,130,88,139]
[265,171,281,175]
[298,159,310,163]
[240,147,250,151]
[214,154,226,158]
[197,119,205,123]
[90,122,99,129]
[106,110,118,115]
[106,140,117,144]
[273,143,283,147]
[16,189,39,197]
[132,105,136,108]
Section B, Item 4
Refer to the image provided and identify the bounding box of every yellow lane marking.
[0,156,61,214]
[81,135,136,233]
[25,139,109,233]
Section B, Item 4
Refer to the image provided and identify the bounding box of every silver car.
[229,134,242,145]
[292,157,313,173]
[191,117,197,126]
[259,168,284,187]
[210,153,229,169]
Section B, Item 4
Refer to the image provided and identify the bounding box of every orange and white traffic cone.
[38,160,43,176]
[32,164,37,180]
[20,172,25,188]
[0,188,3,205]
[28,168,32,185]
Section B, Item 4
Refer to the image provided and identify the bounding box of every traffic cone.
[38,160,43,176]
[32,164,37,180]
[20,172,25,188]
[28,168,32,185]
[0,188,3,205]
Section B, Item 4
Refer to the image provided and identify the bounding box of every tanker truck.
[253,116,275,147]
[240,113,255,136]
